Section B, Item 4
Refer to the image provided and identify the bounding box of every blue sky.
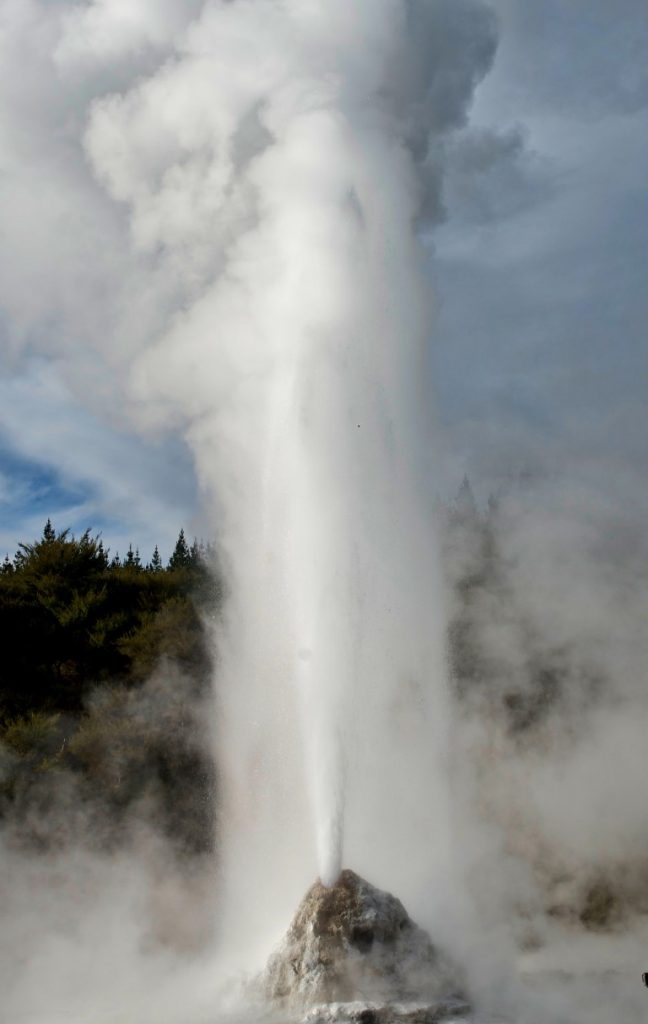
[431,0,648,505]
[1,0,647,558]
[0,361,198,561]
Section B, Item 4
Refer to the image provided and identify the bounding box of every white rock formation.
[259,870,467,1019]
[302,1002,472,1024]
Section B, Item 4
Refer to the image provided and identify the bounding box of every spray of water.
[79,0,498,943]
[0,0,498,975]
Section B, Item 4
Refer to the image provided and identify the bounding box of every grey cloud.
[485,0,648,118]
[435,124,552,226]
[397,0,498,141]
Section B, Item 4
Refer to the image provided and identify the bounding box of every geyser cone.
[260,869,466,1014]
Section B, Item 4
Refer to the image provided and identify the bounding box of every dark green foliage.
[3,710,65,765]
[168,528,191,570]
[119,597,210,684]
[2,526,118,719]
[124,544,141,570]
[0,521,222,855]
[0,522,220,723]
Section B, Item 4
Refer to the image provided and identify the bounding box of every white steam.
[3,0,496,930]
[12,4,648,1024]
[0,0,502,990]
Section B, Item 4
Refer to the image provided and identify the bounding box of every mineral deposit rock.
[260,869,466,1016]
[301,1001,471,1024]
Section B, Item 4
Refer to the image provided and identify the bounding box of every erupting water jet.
[77,0,498,978]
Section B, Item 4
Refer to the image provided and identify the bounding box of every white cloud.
[0,360,198,558]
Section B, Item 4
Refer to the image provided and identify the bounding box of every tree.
[168,529,191,570]
[0,521,224,854]
[123,544,142,570]
[149,545,163,572]
[1,527,119,717]
[0,522,223,722]
[97,540,109,570]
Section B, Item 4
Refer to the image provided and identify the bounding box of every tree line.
[0,488,603,886]
[0,520,222,855]
[0,490,563,858]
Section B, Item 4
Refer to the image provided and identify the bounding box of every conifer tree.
[43,518,56,543]
[150,545,163,572]
[97,540,109,569]
[189,539,200,567]
[168,529,191,570]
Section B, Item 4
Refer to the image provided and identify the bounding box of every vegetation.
[0,500,629,929]
[0,521,222,855]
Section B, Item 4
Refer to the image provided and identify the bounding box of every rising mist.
[1,2,647,1024]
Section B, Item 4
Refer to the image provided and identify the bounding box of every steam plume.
[73,0,498,926]
[4,4,648,1024]
[0,0,496,990]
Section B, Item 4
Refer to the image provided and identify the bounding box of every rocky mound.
[302,1002,470,1024]
[260,869,466,1015]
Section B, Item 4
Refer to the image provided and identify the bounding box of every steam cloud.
[1,0,497,937]
[2,3,647,1024]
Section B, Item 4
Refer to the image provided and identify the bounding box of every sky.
[0,0,647,561]
[431,0,648,507]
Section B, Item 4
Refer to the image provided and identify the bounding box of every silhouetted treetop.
[168,528,191,570]
[0,520,222,723]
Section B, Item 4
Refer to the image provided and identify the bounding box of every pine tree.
[168,529,191,570]
[1,554,13,575]
[43,518,56,543]
[150,545,163,572]
[124,544,142,570]
[97,540,109,569]
[189,539,200,567]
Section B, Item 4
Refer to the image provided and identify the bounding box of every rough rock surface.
[302,1001,471,1024]
[260,869,466,1015]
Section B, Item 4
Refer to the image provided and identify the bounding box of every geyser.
[260,869,467,1018]
[79,0,497,954]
